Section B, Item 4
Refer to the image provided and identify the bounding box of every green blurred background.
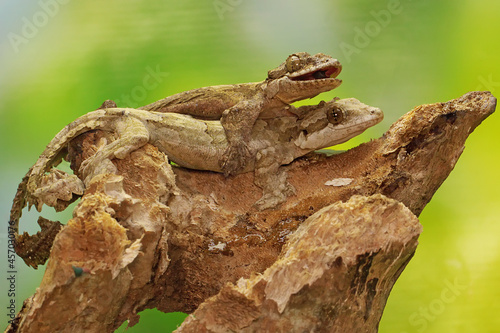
[1,0,499,332]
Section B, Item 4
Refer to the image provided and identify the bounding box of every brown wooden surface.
[6,91,496,332]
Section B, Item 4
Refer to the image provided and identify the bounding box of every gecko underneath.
[10,98,382,267]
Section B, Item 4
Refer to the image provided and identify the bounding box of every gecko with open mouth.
[139,52,343,175]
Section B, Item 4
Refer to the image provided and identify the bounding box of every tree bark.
[6,91,496,332]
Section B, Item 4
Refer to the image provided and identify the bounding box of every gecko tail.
[9,167,32,234]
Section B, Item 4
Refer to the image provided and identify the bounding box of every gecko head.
[267,52,342,103]
[294,98,384,150]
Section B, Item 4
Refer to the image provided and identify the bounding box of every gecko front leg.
[220,98,264,176]
[253,146,296,210]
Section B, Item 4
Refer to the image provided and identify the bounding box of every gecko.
[9,98,382,268]
[139,52,343,175]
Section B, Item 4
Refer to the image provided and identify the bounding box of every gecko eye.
[286,54,302,72]
[327,106,344,125]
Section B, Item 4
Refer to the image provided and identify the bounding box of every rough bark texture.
[177,194,421,332]
[5,91,496,333]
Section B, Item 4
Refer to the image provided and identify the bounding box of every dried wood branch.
[176,194,421,332]
[6,91,496,333]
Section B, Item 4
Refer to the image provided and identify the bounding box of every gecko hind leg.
[79,117,150,183]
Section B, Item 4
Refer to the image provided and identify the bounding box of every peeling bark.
[177,195,421,332]
[5,91,496,332]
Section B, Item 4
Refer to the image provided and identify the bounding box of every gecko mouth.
[290,64,342,81]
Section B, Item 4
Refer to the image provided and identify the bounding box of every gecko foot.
[220,142,252,176]
[254,181,296,211]
[80,156,117,184]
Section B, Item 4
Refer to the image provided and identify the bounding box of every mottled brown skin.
[139,52,342,175]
